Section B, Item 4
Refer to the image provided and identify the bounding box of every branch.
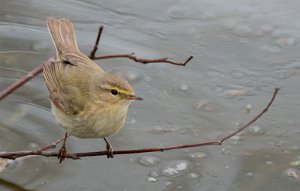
[92,53,193,66]
[89,25,104,59]
[0,88,279,160]
[88,25,193,65]
[0,24,192,101]
[0,57,55,101]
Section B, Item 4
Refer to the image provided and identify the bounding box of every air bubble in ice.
[161,160,191,177]
[139,156,160,167]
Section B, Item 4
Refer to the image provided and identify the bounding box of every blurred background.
[0,0,300,190]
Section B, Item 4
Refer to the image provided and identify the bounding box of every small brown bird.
[43,17,142,162]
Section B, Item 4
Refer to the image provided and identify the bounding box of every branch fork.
[0,22,279,162]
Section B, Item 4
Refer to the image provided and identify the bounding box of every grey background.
[0,0,299,190]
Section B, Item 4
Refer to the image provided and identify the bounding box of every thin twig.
[0,56,55,101]
[88,25,193,66]
[0,53,191,101]
[0,88,279,160]
[37,134,70,153]
[0,24,192,101]
[218,88,279,144]
[92,53,193,66]
[89,25,104,59]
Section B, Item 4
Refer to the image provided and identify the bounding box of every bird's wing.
[45,17,103,114]
[43,62,85,115]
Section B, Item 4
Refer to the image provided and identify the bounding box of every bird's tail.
[47,17,80,60]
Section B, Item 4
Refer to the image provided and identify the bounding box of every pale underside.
[51,101,128,138]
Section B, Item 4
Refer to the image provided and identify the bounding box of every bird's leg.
[103,138,114,158]
[58,132,68,163]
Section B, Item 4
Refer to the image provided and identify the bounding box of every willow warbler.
[43,17,142,161]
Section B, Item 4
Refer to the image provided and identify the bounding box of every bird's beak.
[127,94,143,100]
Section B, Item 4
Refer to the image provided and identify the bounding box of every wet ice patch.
[247,125,266,136]
[138,156,160,167]
[283,168,300,180]
[161,160,191,177]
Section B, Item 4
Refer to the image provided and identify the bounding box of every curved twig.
[0,88,279,160]
[0,24,192,101]
[92,53,193,66]
[0,57,55,101]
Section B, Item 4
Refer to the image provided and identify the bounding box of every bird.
[43,17,142,162]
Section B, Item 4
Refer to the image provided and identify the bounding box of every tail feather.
[47,17,80,60]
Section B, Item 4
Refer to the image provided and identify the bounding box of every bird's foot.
[106,143,114,158]
[104,138,114,158]
[57,132,68,163]
[58,145,67,163]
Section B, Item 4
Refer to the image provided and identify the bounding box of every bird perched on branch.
[43,17,142,162]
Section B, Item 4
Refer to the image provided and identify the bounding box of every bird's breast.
[52,100,129,138]
[79,105,129,138]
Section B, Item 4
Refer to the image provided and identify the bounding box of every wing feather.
[43,62,84,115]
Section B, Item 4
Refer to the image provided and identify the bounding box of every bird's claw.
[58,145,67,163]
[106,144,114,158]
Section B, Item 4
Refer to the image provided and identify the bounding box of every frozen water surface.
[0,0,300,190]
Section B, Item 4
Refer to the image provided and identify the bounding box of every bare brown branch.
[88,25,193,65]
[0,88,279,160]
[89,25,104,59]
[0,56,55,101]
[37,134,70,153]
[0,24,191,101]
[92,53,193,66]
[0,21,276,162]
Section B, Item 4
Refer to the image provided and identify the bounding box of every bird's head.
[94,72,142,106]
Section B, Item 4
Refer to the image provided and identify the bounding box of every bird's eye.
[111,89,119,95]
